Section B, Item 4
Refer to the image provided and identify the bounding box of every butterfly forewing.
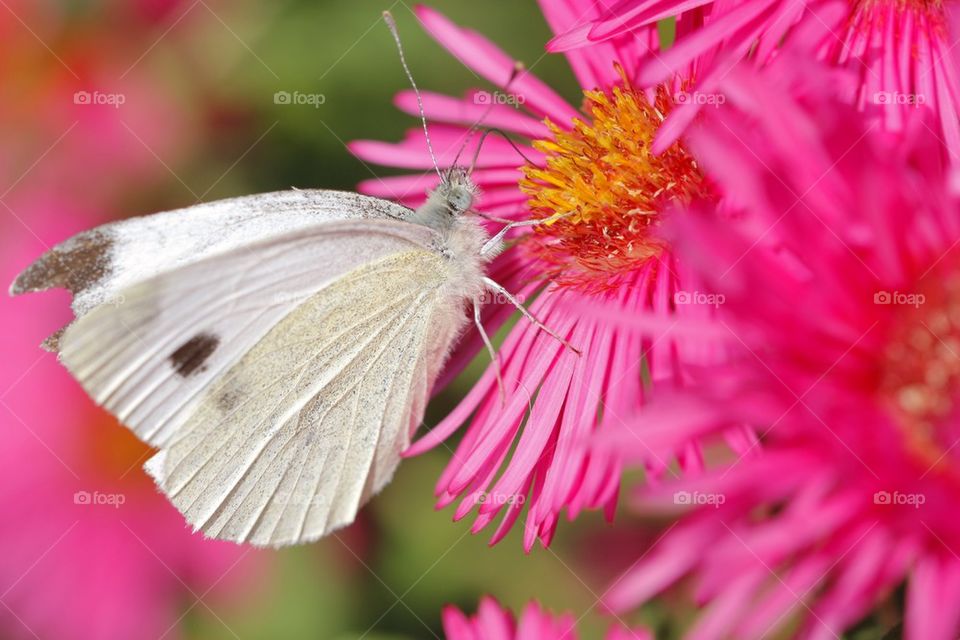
[11,189,411,330]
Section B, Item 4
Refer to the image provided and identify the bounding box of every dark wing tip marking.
[41,327,68,353]
[10,230,114,296]
[170,333,220,377]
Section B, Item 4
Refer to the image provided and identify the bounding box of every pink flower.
[1,7,259,635]
[351,4,717,550]
[550,0,960,160]
[1,200,259,640]
[442,597,650,640]
[0,2,190,207]
[602,59,960,639]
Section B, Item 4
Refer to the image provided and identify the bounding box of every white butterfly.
[9,14,572,547]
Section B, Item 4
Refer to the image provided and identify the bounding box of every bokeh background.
[0,1,669,638]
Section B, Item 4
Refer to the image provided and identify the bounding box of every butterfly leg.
[473,297,506,404]
[480,211,575,256]
[481,277,580,355]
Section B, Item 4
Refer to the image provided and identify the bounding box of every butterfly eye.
[449,190,472,213]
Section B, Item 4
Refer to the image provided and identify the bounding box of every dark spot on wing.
[170,333,219,377]
[11,230,113,296]
[216,387,244,413]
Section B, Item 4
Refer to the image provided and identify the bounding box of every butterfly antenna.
[384,11,442,180]
[451,61,525,169]
[468,128,536,175]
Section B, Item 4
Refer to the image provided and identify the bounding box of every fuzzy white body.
[10,175,498,546]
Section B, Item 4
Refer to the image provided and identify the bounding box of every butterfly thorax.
[406,169,492,304]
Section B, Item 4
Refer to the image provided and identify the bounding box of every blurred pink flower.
[602,60,960,639]
[0,4,260,637]
[442,597,650,640]
[550,0,960,160]
[351,4,723,550]
[1,199,259,640]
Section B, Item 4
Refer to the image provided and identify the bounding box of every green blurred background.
[130,0,581,204]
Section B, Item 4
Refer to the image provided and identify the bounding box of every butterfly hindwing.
[145,249,458,545]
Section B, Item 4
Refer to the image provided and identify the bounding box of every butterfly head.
[436,167,478,216]
[409,166,479,231]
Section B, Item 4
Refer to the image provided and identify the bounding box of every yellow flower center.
[851,0,947,35]
[519,79,706,289]
[880,270,960,471]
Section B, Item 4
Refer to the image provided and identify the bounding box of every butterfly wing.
[11,189,410,347]
[12,191,417,446]
[143,246,459,546]
[12,191,468,545]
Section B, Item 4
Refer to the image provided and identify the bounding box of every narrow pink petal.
[605,626,653,640]
[537,318,600,521]
[545,22,594,52]
[483,346,575,507]
[637,1,778,86]
[442,606,478,640]
[415,5,580,124]
[688,571,765,640]
[537,0,628,89]
[487,476,532,546]
[476,597,517,638]
[591,0,716,38]
[604,523,710,611]
[906,555,960,640]
[394,89,550,139]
